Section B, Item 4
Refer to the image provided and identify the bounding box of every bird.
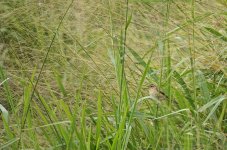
[149,84,179,107]
[149,84,168,102]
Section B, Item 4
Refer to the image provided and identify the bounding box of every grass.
[0,0,227,149]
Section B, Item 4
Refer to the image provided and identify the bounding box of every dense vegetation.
[0,0,226,149]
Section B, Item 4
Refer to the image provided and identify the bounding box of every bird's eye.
[150,84,155,87]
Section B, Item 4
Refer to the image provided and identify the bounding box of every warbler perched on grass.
[149,84,179,107]
[149,84,168,102]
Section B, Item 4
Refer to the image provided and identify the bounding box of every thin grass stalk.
[118,0,130,125]
[190,0,200,149]
[165,1,171,148]
[165,1,171,104]
[190,0,196,105]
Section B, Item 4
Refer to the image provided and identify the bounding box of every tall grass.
[0,0,226,149]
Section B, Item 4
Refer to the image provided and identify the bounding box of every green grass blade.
[198,95,226,112]
[127,47,159,81]
[197,70,211,102]
[0,67,15,112]
[204,27,227,42]
[201,95,226,125]
[54,71,67,97]
[0,138,20,149]
[96,91,102,150]
[173,71,194,108]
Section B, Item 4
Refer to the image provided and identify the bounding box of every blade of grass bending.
[198,95,226,112]
[204,27,227,42]
[0,138,20,149]
[17,0,74,148]
[200,95,226,125]
[153,109,190,120]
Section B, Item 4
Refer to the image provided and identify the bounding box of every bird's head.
[149,84,157,90]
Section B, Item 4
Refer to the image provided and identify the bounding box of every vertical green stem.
[165,1,171,148]
[119,0,129,123]
[190,0,200,149]
[191,0,196,106]
[166,1,171,103]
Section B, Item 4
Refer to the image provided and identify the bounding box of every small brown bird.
[149,84,179,107]
[149,84,168,101]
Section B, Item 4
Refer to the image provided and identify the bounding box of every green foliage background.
[0,0,226,149]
